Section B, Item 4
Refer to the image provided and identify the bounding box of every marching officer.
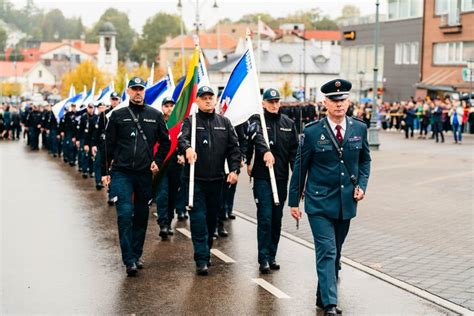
[178,86,241,276]
[288,79,371,315]
[101,77,170,277]
[60,103,78,166]
[156,96,182,239]
[26,105,43,150]
[246,88,298,274]
[97,92,121,197]
[76,103,98,179]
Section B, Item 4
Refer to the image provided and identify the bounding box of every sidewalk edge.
[233,210,473,316]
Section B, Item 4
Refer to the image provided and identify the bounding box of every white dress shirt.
[326,116,347,139]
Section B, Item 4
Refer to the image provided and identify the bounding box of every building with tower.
[97,22,118,76]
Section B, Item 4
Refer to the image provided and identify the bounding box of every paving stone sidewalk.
[233,130,474,311]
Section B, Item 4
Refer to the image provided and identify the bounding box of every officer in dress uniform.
[288,79,371,316]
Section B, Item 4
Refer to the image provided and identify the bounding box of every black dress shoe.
[227,213,236,220]
[126,263,138,276]
[167,227,174,235]
[177,214,186,221]
[319,305,342,315]
[107,200,115,206]
[269,260,280,270]
[159,225,169,240]
[196,264,208,276]
[96,184,103,190]
[213,229,219,239]
[259,262,271,274]
[324,306,337,316]
[136,259,144,269]
[82,173,88,179]
[217,227,228,237]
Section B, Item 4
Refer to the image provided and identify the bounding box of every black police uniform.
[77,110,98,177]
[246,88,298,272]
[178,86,241,274]
[102,77,171,275]
[26,108,43,150]
[60,108,79,165]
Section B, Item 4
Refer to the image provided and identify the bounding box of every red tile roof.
[39,40,99,56]
[160,34,237,50]
[303,30,341,41]
[0,61,37,77]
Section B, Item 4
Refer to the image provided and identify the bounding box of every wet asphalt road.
[1,141,455,315]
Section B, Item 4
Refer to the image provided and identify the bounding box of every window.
[436,0,449,14]
[395,42,418,64]
[463,0,474,11]
[38,70,42,78]
[433,41,474,64]
[279,54,293,64]
[411,42,419,64]
[436,0,468,14]
[174,52,180,57]
[388,0,423,19]
[403,43,411,64]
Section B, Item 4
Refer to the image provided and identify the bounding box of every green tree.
[0,26,7,53]
[340,5,361,19]
[314,17,339,30]
[237,13,276,28]
[9,46,24,61]
[130,13,182,66]
[41,9,67,41]
[86,8,136,61]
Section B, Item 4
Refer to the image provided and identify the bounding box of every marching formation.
[7,41,371,315]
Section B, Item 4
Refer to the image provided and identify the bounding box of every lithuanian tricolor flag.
[165,46,200,163]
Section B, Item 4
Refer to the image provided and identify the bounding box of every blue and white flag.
[95,81,114,104]
[219,49,260,126]
[52,92,84,122]
[145,75,174,110]
[78,79,96,111]
[198,52,210,88]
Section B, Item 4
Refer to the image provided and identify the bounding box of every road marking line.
[176,228,191,239]
[251,278,290,299]
[210,249,236,263]
[415,171,474,186]
[234,210,473,315]
[375,162,425,172]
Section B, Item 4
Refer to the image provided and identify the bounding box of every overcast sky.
[14,0,388,32]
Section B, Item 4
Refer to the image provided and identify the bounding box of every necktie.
[335,125,343,145]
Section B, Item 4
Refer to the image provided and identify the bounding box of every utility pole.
[369,0,381,150]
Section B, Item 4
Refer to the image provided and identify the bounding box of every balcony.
[440,10,462,33]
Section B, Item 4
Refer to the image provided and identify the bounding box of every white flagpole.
[167,63,175,89]
[187,45,200,209]
[188,106,197,209]
[257,16,261,80]
[246,30,280,205]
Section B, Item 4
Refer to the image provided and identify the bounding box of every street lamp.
[358,70,365,101]
[369,0,381,150]
[467,59,474,105]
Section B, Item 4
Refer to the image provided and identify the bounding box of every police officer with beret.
[178,85,241,275]
[246,88,298,274]
[288,79,371,315]
[101,77,171,277]
[156,96,182,240]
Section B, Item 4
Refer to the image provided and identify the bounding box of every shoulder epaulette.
[304,119,321,129]
[350,116,366,124]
